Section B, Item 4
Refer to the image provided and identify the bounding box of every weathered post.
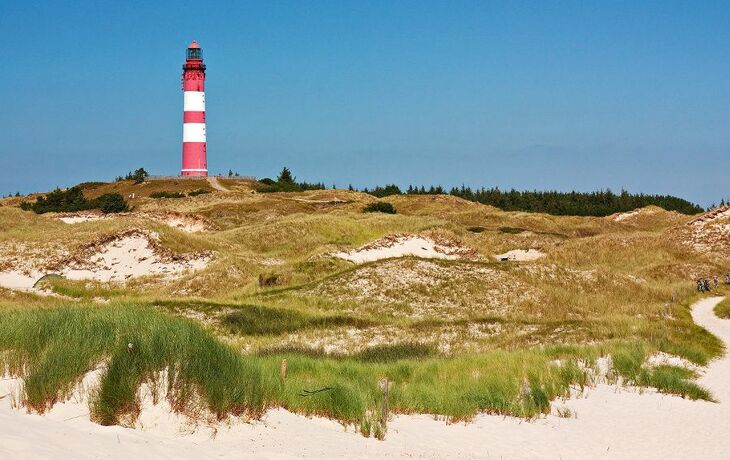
[381,378,389,426]
[280,359,287,380]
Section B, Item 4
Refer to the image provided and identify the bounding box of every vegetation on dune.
[257,167,326,193]
[150,189,211,199]
[715,296,730,319]
[19,186,128,214]
[1,175,727,435]
[0,306,264,424]
[150,191,186,199]
[363,202,396,214]
[218,304,372,335]
[115,167,149,184]
[2,303,713,430]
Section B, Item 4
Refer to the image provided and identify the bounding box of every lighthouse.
[181,41,207,176]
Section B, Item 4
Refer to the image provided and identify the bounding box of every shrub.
[150,191,185,199]
[116,168,149,184]
[19,187,128,214]
[220,306,370,336]
[258,273,281,287]
[466,226,486,233]
[94,193,128,213]
[499,226,526,234]
[363,202,396,214]
[187,189,211,197]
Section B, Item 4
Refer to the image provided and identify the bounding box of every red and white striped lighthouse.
[181,41,207,176]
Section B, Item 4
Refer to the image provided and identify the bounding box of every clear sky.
[2,1,729,205]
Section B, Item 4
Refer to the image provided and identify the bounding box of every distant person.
[697,279,704,292]
[703,279,711,292]
[713,275,719,288]
[725,273,730,285]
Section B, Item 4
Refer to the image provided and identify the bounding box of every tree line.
[357,184,704,216]
[258,167,326,193]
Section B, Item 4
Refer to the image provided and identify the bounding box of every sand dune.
[334,235,474,264]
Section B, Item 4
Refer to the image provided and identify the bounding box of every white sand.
[334,236,466,264]
[54,212,216,233]
[0,270,43,290]
[1,297,728,459]
[0,233,209,289]
[689,205,730,226]
[58,214,105,224]
[63,233,208,283]
[154,215,207,233]
[495,248,545,261]
[612,210,641,222]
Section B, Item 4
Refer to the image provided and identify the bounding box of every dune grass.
[0,302,719,430]
[715,296,730,319]
[219,305,373,335]
[610,343,713,400]
[0,305,264,424]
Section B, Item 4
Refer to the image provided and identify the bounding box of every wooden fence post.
[381,378,389,426]
[280,359,287,380]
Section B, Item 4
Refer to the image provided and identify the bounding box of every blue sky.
[2,1,729,205]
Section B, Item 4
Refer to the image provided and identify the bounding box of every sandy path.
[1,297,728,459]
[207,176,230,192]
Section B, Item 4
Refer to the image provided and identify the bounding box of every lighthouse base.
[181,141,208,177]
[181,169,209,177]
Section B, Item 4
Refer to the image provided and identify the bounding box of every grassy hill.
[0,179,727,434]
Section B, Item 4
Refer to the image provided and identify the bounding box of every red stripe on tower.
[181,41,208,176]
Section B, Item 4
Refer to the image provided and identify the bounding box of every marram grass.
[0,305,264,424]
[0,303,719,429]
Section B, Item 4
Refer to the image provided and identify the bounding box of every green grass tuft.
[0,305,265,423]
[354,343,435,363]
[219,305,372,335]
[715,297,730,319]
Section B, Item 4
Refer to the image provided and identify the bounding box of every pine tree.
[277,167,295,185]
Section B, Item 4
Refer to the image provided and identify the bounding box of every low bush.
[363,202,396,214]
[499,226,526,234]
[19,187,127,214]
[220,305,371,335]
[187,189,211,197]
[150,191,185,199]
[354,342,435,362]
[258,273,281,287]
[96,193,129,213]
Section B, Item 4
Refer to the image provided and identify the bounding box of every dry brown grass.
[1,187,727,357]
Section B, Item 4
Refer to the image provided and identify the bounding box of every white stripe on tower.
[183,123,206,142]
[183,91,206,111]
